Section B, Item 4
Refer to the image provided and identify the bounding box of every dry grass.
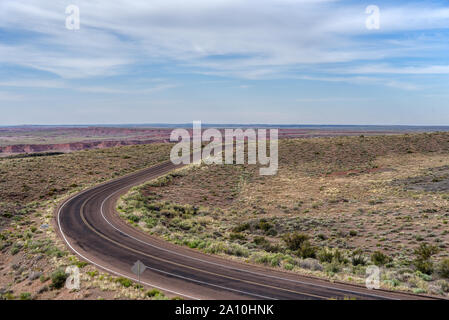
[0,143,173,300]
[120,132,449,296]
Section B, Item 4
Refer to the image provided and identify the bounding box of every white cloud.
[296,74,420,91]
[76,83,178,94]
[342,64,449,75]
[0,79,66,89]
[0,0,448,88]
[0,91,24,101]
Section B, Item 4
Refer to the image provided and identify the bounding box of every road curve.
[56,161,435,300]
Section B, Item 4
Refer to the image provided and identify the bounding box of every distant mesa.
[0,139,170,155]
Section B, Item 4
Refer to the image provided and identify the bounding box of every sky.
[0,0,449,125]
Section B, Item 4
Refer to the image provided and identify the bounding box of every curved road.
[56,161,434,300]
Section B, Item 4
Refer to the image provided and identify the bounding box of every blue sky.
[0,0,449,125]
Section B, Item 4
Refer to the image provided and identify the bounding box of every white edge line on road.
[59,162,400,301]
[100,174,399,301]
[142,262,276,300]
[57,188,200,300]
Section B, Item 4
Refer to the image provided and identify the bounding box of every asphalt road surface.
[57,161,436,300]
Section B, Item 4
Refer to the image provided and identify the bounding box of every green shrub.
[263,243,282,253]
[75,261,88,268]
[283,233,309,251]
[20,292,32,300]
[233,223,250,233]
[40,274,49,282]
[317,233,327,241]
[50,268,68,289]
[413,243,439,275]
[371,251,392,266]
[2,292,15,300]
[257,219,274,233]
[414,260,434,275]
[145,217,158,228]
[87,270,98,277]
[229,233,246,241]
[415,270,432,281]
[284,263,294,271]
[325,260,341,274]
[437,259,449,278]
[10,245,20,255]
[317,248,334,263]
[297,241,317,259]
[254,252,285,267]
[126,214,140,223]
[146,289,161,297]
[147,288,165,299]
[253,236,269,246]
[115,277,133,288]
[414,243,439,261]
[351,249,367,266]
[225,243,249,257]
[333,249,346,264]
[438,280,449,293]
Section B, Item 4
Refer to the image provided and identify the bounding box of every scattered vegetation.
[50,268,68,289]
[413,243,439,274]
[0,142,172,300]
[119,132,449,296]
[371,251,392,266]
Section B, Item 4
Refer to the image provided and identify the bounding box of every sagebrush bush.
[297,241,317,259]
[414,243,439,261]
[371,251,392,266]
[233,223,250,233]
[317,248,333,263]
[325,260,341,274]
[115,277,132,288]
[438,258,449,278]
[50,268,68,289]
[253,236,268,246]
[413,243,439,274]
[20,292,31,300]
[414,260,434,275]
[283,232,309,251]
[147,289,161,297]
[317,248,346,264]
[229,232,246,241]
[351,249,367,266]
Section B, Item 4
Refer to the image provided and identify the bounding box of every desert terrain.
[0,125,429,156]
[118,132,449,297]
[1,129,449,300]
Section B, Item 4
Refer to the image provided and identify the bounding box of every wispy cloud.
[1,0,449,85]
[1,1,449,125]
[0,91,24,101]
[76,83,178,94]
[296,74,420,91]
[341,64,449,75]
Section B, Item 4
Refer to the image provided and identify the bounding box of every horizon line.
[2,123,449,128]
